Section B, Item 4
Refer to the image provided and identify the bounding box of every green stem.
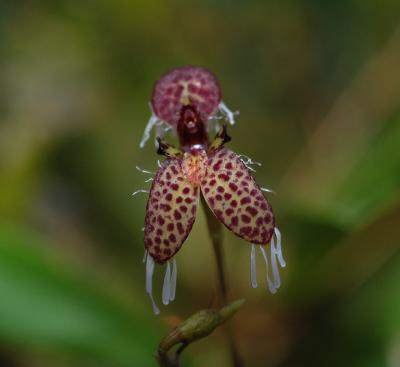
[157,300,245,366]
[201,196,244,367]
[202,197,228,303]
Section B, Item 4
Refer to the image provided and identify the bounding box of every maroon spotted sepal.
[201,148,275,244]
[144,159,199,264]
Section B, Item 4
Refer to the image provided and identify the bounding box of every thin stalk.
[201,196,244,367]
[157,300,245,367]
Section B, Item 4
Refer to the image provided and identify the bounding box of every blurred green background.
[0,1,399,366]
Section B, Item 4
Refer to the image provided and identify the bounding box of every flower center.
[177,105,209,152]
[181,151,207,186]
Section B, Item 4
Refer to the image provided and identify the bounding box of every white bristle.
[274,227,286,267]
[170,258,177,301]
[140,106,159,148]
[136,166,155,175]
[162,261,171,305]
[250,244,258,288]
[145,255,160,315]
[132,189,149,197]
[218,100,238,125]
[270,237,281,290]
[260,245,276,294]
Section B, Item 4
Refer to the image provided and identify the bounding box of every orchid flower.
[140,66,237,148]
[139,66,285,314]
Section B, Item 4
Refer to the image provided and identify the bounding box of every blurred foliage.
[0,1,399,366]
[0,224,159,367]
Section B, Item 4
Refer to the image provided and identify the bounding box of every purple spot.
[240,197,251,205]
[212,159,223,171]
[240,226,252,236]
[226,208,234,216]
[246,206,258,217]
[229,183,238,192]
[177,222,184,234]
[231,216,239,226]
[160,203,172,212]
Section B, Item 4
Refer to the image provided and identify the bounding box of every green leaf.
[330,115,400,228]
[0,223,160,366]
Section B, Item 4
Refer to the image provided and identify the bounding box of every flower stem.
[201,196,244,367]
[157,300,245,366]
[202,198,228,303]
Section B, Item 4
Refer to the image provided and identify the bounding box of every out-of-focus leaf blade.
[289,115,400,229]
[0,223,159,366]
[329,115,400,228]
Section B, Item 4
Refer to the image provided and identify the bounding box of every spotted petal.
[151,66,221,127]
[201,148,274,244]
[144,159,199,264]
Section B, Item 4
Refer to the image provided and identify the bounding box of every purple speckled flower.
[138,66,285,314]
